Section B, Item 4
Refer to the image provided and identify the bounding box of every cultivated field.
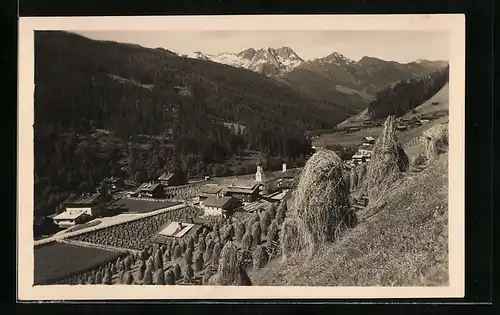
[34,242,126,285]
[108,198,182,214]
[70,206,202,251]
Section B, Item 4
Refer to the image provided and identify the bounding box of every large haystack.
[365,116,409,202]
[279,217,314,261]
[212,241,251,286]
[289,148,351,246]
[423,123,449,161]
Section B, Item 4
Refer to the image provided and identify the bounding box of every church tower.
[255,159,265,183]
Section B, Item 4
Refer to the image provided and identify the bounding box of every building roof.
[158,172,175,181]
[363,136,375,141]
[264,190,289,201]
[138,182,163,192]
[67,193,102,205]
[202,196,236,208]
[352,154,364,159]
[53,211,85,220]
[199,184,223,195]
[230,179,260,190]
[158,221,195,238]
[273,168,301,179]
[261,171,277,181]
[103,177,121,184]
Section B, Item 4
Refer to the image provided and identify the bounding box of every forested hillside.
[34,31,348,218]
[367,66,449,119]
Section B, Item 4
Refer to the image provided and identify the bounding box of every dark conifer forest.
[34,31,351,218]
[367,66,449,119]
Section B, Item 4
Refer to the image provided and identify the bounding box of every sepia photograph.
[18,15,465,300]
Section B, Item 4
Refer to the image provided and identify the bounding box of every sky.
[75,30,449,63]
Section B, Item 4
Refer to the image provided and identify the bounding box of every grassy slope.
[255,152,448,286]
[336,82,449,129]
[314,83,449,148]
[401,83,449,119]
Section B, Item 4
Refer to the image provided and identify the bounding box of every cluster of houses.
[346,136,375,167]
[196,160,300,218]
[51,170,188,228]
[51,160,301,228]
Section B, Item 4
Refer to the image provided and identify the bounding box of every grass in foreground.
[255,152,448,286]
[34,242,125,285]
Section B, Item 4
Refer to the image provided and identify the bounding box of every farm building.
[200,196,241,217]
[223,179,261,202]
[262,189,291,203]
[52,210,91,228]
[60,192,109,218]
[151,221,204,245]
[273,164,301,189]
[101,177,124,191]
[396,124,408,131]
[198,184,225,202]
[137,182,166,199]
[157,171,186,186]
[362,136,375,144]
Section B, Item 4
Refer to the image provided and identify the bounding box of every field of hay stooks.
[52,201,289,286]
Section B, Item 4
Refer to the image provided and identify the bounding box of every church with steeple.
[254,158,278,194]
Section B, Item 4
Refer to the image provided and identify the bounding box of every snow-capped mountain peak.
[186,46,305,77]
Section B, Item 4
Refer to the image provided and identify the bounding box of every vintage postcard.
[18,14,465,300]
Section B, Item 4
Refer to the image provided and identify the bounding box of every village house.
[137,182,166,199]
[201,196,240,217]
[157,171,186,187]
[52,192,108,228]
[396,124,408,131]
[52,211,91,229]
[198,184,225,202]
[101,176,124,192]
[274,163,300,190]
[362,136,375,145]
[347,126,361,133]
[223,179,261,203]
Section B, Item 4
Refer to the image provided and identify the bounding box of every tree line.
[367,66,449,119]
